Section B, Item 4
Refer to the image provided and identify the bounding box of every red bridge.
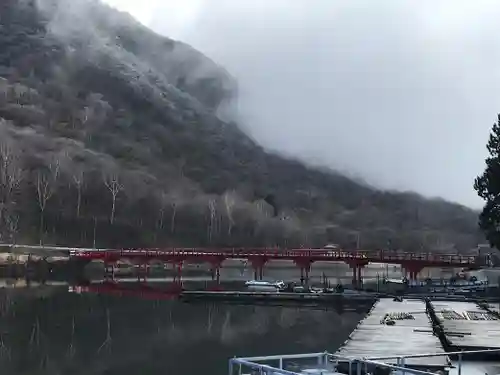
[71,248,478,286]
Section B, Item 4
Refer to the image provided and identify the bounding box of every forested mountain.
[0,0,482,251]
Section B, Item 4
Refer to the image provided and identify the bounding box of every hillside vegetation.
[0,0,482,251]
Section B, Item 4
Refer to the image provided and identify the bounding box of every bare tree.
[153,191,169,242]
[79,93,111,140]
[72,169,84,218]
[175,157,186,178]
[5,213,18,245]
[0,137,23,242]
[36,159,60,244]
[0,139,22,201]
[80,105,94,126]
[103,170,123,224]
[168,192,183,234]
[169,200,176,233]
[207,198,217,243]
[157,192,168,231]
[223,190,236,236]
[253,199,275,218]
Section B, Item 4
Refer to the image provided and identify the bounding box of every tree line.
[0,123,310,249]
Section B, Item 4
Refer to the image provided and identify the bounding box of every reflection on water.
[0,279,368,375]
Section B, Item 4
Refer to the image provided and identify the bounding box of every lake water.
[1,261,489,375]
[0,279,368,375]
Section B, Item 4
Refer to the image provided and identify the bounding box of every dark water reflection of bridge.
[0,279,369,375]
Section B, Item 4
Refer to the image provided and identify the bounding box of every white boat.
[245,280,285,291]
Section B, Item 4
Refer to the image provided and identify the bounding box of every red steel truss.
[70,248,480,287]
[71,247,477,267]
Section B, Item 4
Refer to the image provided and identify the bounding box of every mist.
[102,0,500,208]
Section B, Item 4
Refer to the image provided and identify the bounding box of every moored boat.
[245,280,285,291]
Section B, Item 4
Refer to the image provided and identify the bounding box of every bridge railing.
[377,251,476,264]
[70,248,478,265]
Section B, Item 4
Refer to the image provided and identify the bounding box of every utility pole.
[93,217,97,249]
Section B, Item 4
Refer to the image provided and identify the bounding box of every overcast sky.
[103,0,500,208]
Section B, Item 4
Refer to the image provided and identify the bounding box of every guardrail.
[1,244,480,265]
[229,348,500,375]
[69,248,477,265]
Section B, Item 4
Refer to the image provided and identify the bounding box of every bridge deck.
[0,244,479,267]
[68,248,477,267]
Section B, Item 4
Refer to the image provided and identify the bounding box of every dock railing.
[229,348,500,375]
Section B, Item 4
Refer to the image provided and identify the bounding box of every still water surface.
[0,279,367,375]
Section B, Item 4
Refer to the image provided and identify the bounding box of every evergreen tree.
[474,114,500,248]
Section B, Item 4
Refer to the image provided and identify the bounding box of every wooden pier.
[178,289,500,306]
[179,290,379,305]
[428,300,500,355]
[335,298,450,372]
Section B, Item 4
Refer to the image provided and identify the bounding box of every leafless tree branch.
[103,170,124,224]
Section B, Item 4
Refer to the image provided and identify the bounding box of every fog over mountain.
[104,0,500,208]
[0,0,483,250]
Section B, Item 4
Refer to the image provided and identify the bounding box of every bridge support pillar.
[351,266,358,288]
[357,265,364,288]
[249,257,268,281]
[251,266,265,280]
[104,261,115,281]
[174,261,183,284]
[346,261,368,289]
[294,260,312,285]
[209,260,223,285]
[402,263,424,282]
[299,267,310,285]
[136,263,149,282]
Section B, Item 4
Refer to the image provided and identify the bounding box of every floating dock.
[335,298,450,372]
[484,302,500,318]
[179,290,379,304]
[428,300,500,356]
[177,289,500,308]
[230,297,500,375]
[409,294,500,303]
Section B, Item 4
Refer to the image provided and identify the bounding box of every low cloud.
[105,0,500,208]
